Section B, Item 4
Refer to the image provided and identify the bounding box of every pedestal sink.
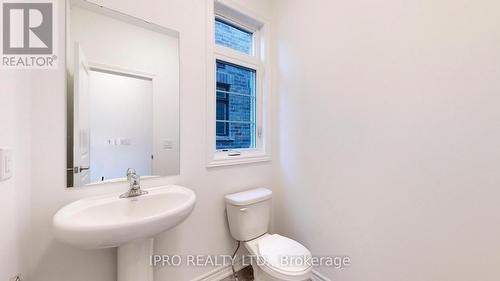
[53,185,196,281]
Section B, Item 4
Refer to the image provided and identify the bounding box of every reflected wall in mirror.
[66,0,180,187]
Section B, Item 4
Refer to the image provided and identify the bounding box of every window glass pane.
[216,60,256,150]
[215,18,253,55]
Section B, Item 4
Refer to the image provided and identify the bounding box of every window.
[216,60,256,150]
[215,18,253,55]
[207,2,271,167]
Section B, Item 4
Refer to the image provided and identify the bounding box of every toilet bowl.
[245,234,312,281]
[225,188,313,281]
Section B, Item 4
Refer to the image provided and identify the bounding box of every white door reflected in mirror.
[89,70,153,182]
[73,44,91,186]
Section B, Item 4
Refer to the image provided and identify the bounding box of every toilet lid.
[257,234,312,273]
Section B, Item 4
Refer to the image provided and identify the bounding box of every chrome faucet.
[120,168,148,198]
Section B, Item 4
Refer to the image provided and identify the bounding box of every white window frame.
[206,0,272,167]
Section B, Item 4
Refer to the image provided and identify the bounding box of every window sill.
[207,150,271,168]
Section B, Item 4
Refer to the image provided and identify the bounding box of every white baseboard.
[190,260,331,281]
[189,258,245,281]
[312,269,331,281]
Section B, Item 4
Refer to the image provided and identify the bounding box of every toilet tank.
[225,188,272,241]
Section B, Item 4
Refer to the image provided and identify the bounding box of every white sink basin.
[53,185,196,249]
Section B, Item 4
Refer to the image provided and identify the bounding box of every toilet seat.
[245,234,312,281]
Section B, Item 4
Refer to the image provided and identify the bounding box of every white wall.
[0,73,31,279]
[273,0,500,280]
[28,0,275,281]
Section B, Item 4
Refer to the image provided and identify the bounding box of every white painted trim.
[214,45,261,67]
[215,0,269,27]
[312,269,332,281]
[189,263,331,281]
[208,153,271,168]
[189,258,246,281]
[88,61,156,80]
[70,0,179,38]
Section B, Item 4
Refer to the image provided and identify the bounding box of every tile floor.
[221,265,254,281]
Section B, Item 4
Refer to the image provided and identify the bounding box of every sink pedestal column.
[117,238,154,281]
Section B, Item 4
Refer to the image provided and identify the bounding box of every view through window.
[215,18,257,150]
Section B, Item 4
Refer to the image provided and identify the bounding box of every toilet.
[225,188,312,281]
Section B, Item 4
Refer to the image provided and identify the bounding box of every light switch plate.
[163,140,173,150]
[0,147,13,181]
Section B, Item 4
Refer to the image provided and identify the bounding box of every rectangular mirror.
[66,0,180,187]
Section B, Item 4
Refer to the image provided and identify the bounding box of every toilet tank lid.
[225,188,272,206]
